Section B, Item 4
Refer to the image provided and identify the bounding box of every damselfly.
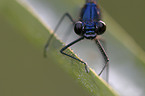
[44,0,109,77]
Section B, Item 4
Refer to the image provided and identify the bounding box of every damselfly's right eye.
[96,20,106,35]
[74,21,83,35]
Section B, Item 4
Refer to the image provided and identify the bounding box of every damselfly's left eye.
[74,21,83,35]
[96,20,106,35]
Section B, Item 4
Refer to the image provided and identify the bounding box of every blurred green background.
[100,0,145,50]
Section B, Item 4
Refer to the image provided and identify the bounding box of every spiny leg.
[44,13,75,57]
[100,39,109,82]
[96,36,109,82]
[95,39,109,76]
[60,37,89,73]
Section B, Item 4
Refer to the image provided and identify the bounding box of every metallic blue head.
[74,20,106,39]
[83,22,97,39]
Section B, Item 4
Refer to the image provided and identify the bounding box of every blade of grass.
[17,0,145,96]
[0,0,118,96]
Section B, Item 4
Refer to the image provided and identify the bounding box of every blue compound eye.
[74,21,83,35]
[96,20,106,35]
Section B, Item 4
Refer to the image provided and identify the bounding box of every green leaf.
[20,0,145,96]
[0,0,118,96]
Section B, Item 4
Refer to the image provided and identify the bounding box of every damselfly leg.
[60,36,89,73]
[95,39,109,79]
[44,13,75,57]
[44,0,109,81]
